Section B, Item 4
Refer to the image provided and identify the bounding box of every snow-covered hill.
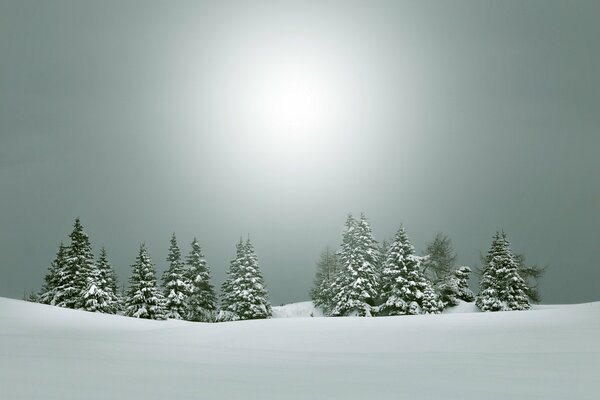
[1,297,599,400]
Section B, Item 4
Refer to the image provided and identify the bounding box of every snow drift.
[1,297,599,399]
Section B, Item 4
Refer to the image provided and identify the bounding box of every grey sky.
[1,1,598,305]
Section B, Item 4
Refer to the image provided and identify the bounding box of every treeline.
[310,213,545,315]
[32,218,271,321]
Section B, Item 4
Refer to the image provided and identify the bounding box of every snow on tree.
[161,233,191,320]
[50,218,97,309]
[185,237,217,322]
[309,246,339,315]
[437,266,475,307]
[89,247,121,314]
[330,214,380,317]
[38,243,67,305]
[220,238,271,320]
[125,244,166,320]
[476,231,530,312]
[378,226,442,315]
[421,233,457,284]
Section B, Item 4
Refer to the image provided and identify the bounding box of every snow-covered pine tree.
[330,213,380,317]
[218,239,245,322]
[220,239,271,320]
[378,226,442,315]
[87,247,121,314]
[38,243,67,305]
[437,266,475,307]
[161,233,191,320]
[125,244,166,320]
[185,238,217,322]
[309,246,339,316]
[52,218,97,309]
[421,233,457,284]
[476,231,530,312]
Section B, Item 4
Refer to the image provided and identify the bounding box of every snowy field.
[1,298,599,400]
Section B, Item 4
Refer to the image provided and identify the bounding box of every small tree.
[476,232,530,312]
[437,266,475,307]
[38,243,67,305]
[421,233,457,284]
[378,226,442,315]
[125,244,166,320]
[309,246,339,315]
[92,247,121,313]
[162,233,191,320]
[186,238,217,322]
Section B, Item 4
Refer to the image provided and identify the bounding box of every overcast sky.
[1,1,598,305]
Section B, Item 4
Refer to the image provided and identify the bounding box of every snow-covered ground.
[1,298,599,400]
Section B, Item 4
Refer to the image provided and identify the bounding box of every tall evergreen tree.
[38,243,67,305]
[125,244,166,320]
[219,239,245,321]
[378,226,442,315]
[51,218,96,309]
[476,232,530,312]
[309,246,339,315]
[330,214,380,317]
[161,233,191,320]
[421,233,457,284]
[186,238,217,322]
[220,238,271,320]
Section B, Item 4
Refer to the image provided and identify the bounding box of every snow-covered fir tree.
[218,239,245,321]
[38,243,67,305]
[185,238,217,322]
[125,244,166,320]
[51,218,97,309]
[161,233,191,320]
[88,247,121,314]
[476,231,530,312]
[437,266,475,307]
[220,238,271,320]
[378,226,442,315]
[310,246,339,315]
[330,214,380,317]
[421,233,457,284]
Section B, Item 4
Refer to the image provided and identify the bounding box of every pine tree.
[38,243,67,305]
[161,233,191,320]
[220,238,271,320]
[309,246,339,315]
[330,214,380,317]
[421,233,457,284]
[476,232,530,312]
[437,266,475,307]
[219,239,245,321]
[378,226,442,315]
[186,238,217,322]
[51,218,97,309]
[89,247,120,314]
[125,244,166,320]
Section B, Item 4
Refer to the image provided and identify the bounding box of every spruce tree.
[437,266,475,307]
[476,232,530,312]
[309,246,339,315]
[186,238,217,322]
[220,238,271,320]
[38,243,67,305]
[219,239,245,321]
[125,244,166,320]
[161,233,191,320]
[89,247,120,314]
[52,218,96,309]
[378,226,442,315]
[330,214,380,317]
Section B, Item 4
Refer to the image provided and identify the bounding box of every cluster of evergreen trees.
[311,213,540,316]
[35,218,271,321]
